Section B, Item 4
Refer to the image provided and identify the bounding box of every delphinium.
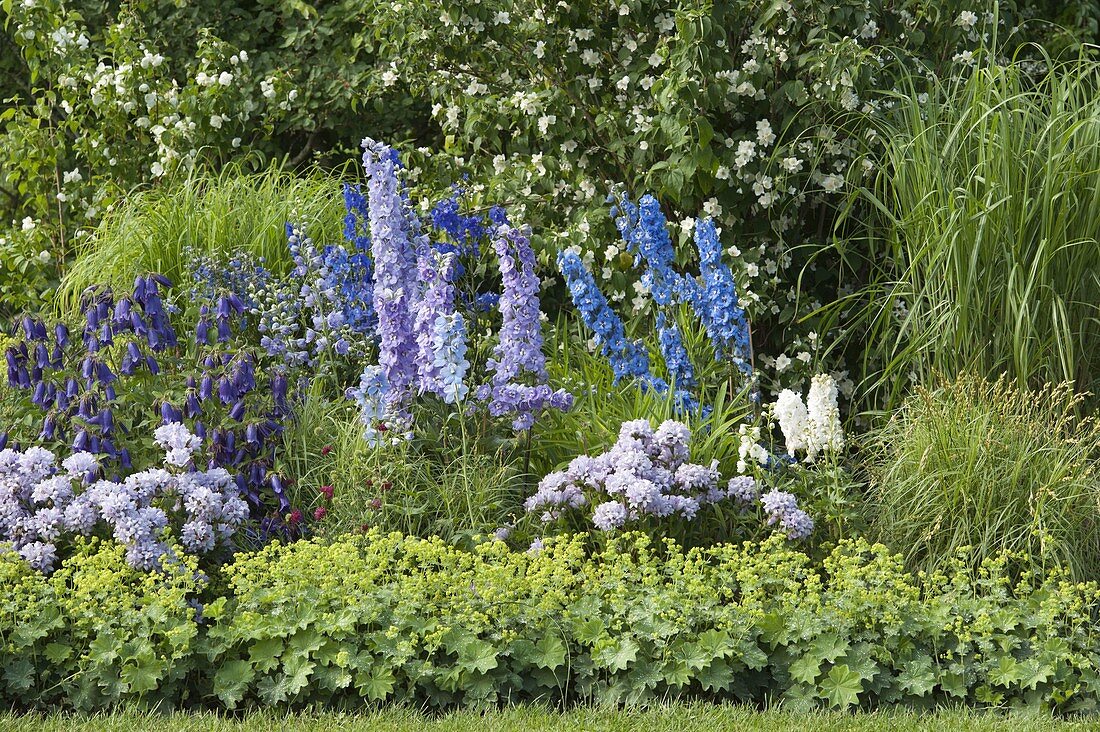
[771,373,845,462]
[561,194,757,413]
[524,418,813,540]
[479,213,573,430]
[349,138,572,443]
[360,137,420,421]
[613,194,699,408]
[557,249,659,387]
[0,422,248,573]
[691,217,753,383]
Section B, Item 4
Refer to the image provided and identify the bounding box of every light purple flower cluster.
[527,419,732,529]
[526,418,813,540]
[350,139,571,438]
[415,251,461,400]
[480,221,573,430]
[0,425,248,573]
[362,137,420,410]
[759,489,815,540]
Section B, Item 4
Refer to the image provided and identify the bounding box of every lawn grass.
[1,705,1094,731]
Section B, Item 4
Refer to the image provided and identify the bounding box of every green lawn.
[2,705,1096,732]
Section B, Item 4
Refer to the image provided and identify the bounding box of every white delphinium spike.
[772,388,809,457]
[805,373,844,460]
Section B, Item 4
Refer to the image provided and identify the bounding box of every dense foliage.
[3,532,1100,712]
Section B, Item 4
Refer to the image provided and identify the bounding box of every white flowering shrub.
[369,0,1068,398]
[0,0,296,313]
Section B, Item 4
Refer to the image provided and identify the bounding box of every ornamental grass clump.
[865,374,1100,579]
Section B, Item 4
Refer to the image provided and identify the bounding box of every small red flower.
[288,509,302,526]
[360,523,370,533]
[313,506,328,521]
[321,445,333,456]
[365,478,373,488]
[381,481,393,492]
[319,484,334,501]
[376,422,388,433]
[369,498,382,510]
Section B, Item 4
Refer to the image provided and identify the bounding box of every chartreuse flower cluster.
[4,530,1100,712]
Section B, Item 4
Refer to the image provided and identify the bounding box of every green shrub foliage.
[4,532,1100,712]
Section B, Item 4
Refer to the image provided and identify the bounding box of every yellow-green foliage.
[3,532,1100,713]
[0,539,204,710]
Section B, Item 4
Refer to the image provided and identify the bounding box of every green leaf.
[990,656,1024,688]
[44,643,72,664]
[789,653,822,685]
[897,656,936,697]
[594,638,639,673]
[810,633,850,663]
[574,618,604,645]
[532,635,566,670]
[213,659,255,708]
[818,664,863,709]
[458,639,498,675]
[248,638,283,672]
[2,659,34,692]
[120,659,165,695]
[696,658,733,692]
[359,665,395,701]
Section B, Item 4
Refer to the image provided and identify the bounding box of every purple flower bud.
[199,374,214,401]
[66,378,79,399]
[232,448,247,465]
[196,318,211,345]
[203,355,217,370]
[151,273,172,288]
[216,319,232,343]
[99,323,113,346]
[161,401,182,424]
[229,400,246,421]
[105,384,117,401]
[216,296,230,319]
[50,344,63,369]
[133,275,147,301]
[40,414,56,440]
[100,409,113,433]
[225,430,235,453]
[81,356,95,380]
[194,421,206,439]
[245,423,258,445]
[185,392,202,418]
[73,429,90,451]
[120,448,133,470]
[0,433,7,450]
[100,437,116,457]
[218,377,236,405]
[34,344,49,370]
[145,354,160,375]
